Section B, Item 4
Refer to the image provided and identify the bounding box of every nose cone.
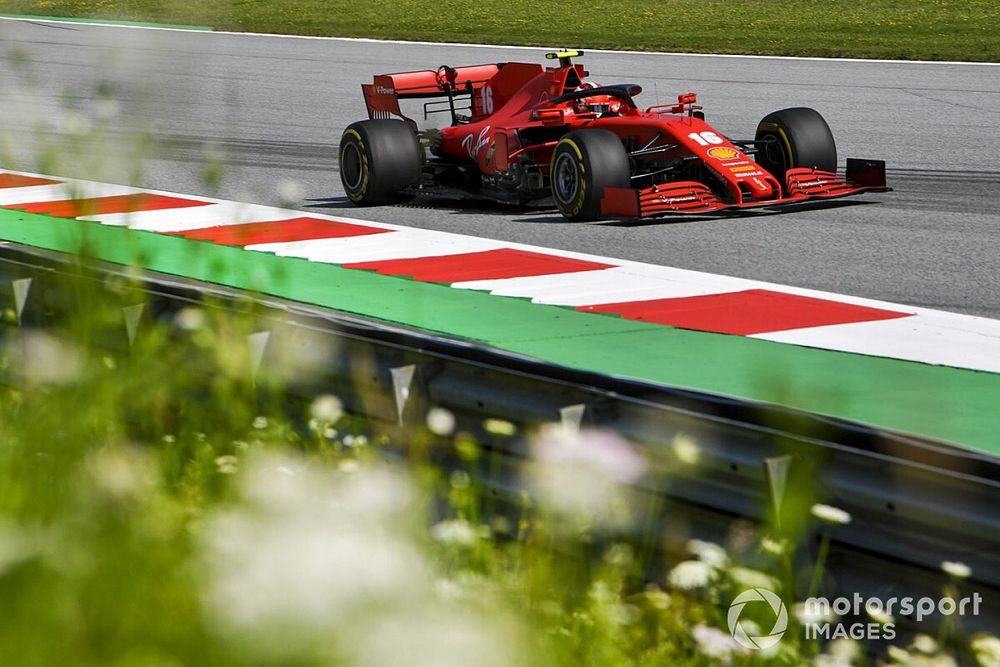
[744,176,775,199]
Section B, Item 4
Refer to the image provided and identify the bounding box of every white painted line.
[1,15,996,67]
[249,229,505,263]
[87,202,295,231]
[756,315,1000,374]
[453,267,727,305]
[0,182,137,206]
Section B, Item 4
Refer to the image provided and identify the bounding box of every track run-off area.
[1,18,999,452]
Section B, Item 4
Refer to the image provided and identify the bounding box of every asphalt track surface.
[2,19,999,317]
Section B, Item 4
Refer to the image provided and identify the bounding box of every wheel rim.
[552,152,580,205]
[760,134,788,173]
[340,141,364,191]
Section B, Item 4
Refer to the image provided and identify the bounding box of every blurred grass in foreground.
[0,0,998,61]
[0,248,995,666]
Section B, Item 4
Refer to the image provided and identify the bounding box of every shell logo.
[707,146,741,160]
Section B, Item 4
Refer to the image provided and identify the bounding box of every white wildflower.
[431,519,478,546]
[353,606,524,667]
[528,426,645,529]
[672,433,701,464]
[794,600,836,625]
[692,624,747,661]
[729,566,779,591]
[815,655,852,667]
[811,503,852,525]
[338,459,360,474]
[174,306,205,330]
[87,446,153,498]
[215,455,238,475]
[824,638,861,664]
[686,539,728,568]
[252,416,268,430]
[761,537,786,555]
[309,394,343,423]
[15,331,82,385]
[644,584,671,610]
[928,655,959,667]
[888,646,911,664]
[972,634,1000,667]
[426,407,456,435]
[483,418,516,436]
[911,634,938,654]
[941,561,972,579]
[668,560,713,590]
[866,598,894,625]
[201,455,426,636]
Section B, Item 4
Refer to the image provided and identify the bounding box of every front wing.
[600,159,890,218]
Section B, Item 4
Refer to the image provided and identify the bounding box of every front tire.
[339,119,421,206]
[754,107,837,182]
[550,129,630,221]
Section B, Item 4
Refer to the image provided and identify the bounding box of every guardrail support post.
[122,303,145,348]
[764,455,792,527]
[248,330,271,385]
[560,403,587,432]
[391,364,418,425]
[12,278,31,326]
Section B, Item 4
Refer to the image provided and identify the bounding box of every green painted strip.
[1,207,998,453]
[0,13,212,31]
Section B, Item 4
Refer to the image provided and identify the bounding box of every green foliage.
[1,258,993,666]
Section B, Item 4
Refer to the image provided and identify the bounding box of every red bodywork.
[359,55,888,218]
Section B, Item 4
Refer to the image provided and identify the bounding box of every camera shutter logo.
[728,588,788,650]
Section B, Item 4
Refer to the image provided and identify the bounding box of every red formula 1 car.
[339,50,888,221]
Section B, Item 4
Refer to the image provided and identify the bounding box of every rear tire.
[754,107,837,181]
[550,129,629,221]
[339,119,421,206]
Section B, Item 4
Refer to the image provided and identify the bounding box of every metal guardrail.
[2,241,999,633]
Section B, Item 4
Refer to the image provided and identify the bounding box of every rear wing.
[362,64,501,129]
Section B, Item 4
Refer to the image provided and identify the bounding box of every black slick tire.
[754,107,837,181]
[339,119,421,206]
[550,129,630,221]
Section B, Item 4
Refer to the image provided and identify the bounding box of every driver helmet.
[575,81,623,116]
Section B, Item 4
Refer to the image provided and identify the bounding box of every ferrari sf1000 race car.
[339,50,888,221]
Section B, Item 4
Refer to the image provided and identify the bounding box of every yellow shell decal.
[707,146,741,160]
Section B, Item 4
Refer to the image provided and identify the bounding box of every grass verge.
[0,0,997,61]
